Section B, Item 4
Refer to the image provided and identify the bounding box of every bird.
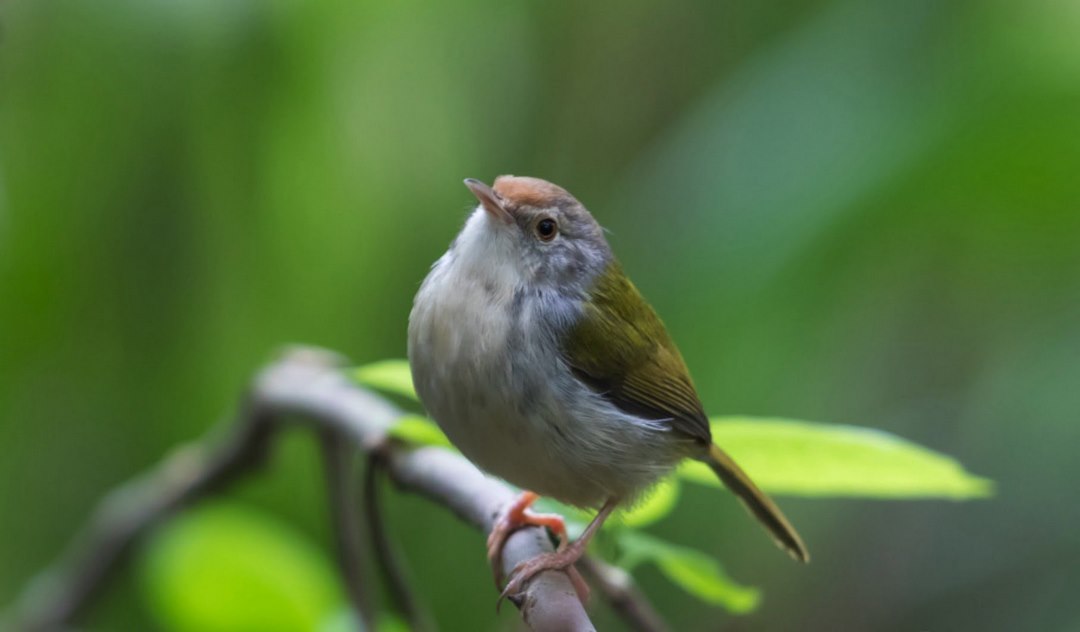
[407,175,808,602]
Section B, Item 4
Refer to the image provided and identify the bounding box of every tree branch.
[10,401,276,631]
[364,454,432,631]
[579,556,669,632]
[319,429,375,630]
[7,347,596,631]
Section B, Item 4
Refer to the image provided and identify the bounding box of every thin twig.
[580,556,669,632]
[319,429,374,630]
[7,346,596,631]
[364,453,432,631]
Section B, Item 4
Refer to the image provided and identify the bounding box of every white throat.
[449,206,527,296]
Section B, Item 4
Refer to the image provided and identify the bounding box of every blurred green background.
[2,0,1078,629]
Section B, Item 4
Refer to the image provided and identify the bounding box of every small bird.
[408,176,807,602]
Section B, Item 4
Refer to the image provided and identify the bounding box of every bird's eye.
[534,217,558,241]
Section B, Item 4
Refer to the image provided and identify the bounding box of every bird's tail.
[702,443,810,563]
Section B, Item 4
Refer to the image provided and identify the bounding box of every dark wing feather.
[562,262,711,444]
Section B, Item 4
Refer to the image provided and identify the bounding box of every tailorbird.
[408,176,807,602]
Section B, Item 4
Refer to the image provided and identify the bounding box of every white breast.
[408,209,683,508]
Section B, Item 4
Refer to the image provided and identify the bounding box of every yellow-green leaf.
[615,475,680,528]
[680,417,993,499]
[140,502,344,632]
[617,531,761,614]
[317,610,408,632]
[389,414,452,448]
[350,359,417,400]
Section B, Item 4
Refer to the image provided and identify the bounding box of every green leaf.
[373,612,412,632]
[318,609,408,632]
[618,531,761,614]
[351,359,417,401]
[615,475,680,528]
[140,502,345,632]
[679,417,993,499]
[532,478,680,538]
[316,609,362,632]
[389,414,452,448]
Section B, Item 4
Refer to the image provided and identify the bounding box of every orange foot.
[495,497,619,608]
[487,491,568,585]
[486,491,590,606]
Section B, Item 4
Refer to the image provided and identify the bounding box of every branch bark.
[7,347,603,631]
[580,556,670,632]
[319,429,375,630]
[10,402,276,631]
[364,454,432,631]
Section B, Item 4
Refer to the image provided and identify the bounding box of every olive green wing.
[562,262,711,444]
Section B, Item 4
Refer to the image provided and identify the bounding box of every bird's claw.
[495,552,591,611]
[486,492,567,587]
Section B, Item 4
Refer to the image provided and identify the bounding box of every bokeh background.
[2,0,1078,629]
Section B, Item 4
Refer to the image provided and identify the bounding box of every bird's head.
[458,176,612,293]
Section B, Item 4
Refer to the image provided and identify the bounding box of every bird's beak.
[464,178,513,224]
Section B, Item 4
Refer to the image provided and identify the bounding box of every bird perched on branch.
[408,176,808,603]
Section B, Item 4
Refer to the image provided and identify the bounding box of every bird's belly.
[412,340,680,507]
[441,396,607,505]
[410,316,607,503]
[408,259,683,507]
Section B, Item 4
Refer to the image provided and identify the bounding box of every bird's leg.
[487,491,569,586]
[498,497,618,607]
